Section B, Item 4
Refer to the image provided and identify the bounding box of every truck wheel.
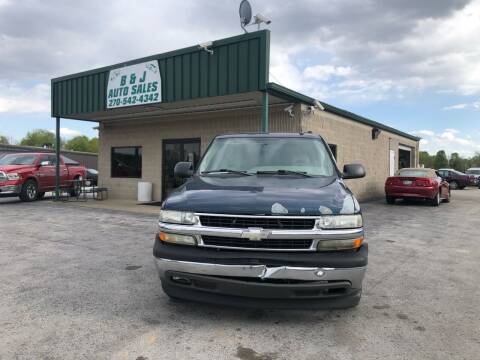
[386,196,396,205]
[69,177,82,197]
[19,179,38,202]
[449,180,458,190]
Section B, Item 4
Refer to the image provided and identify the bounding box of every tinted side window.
[111,147,142,178]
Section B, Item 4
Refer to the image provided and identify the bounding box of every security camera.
[254,13,271,24]
[284,104,294,118]
[252,13,271,29]
[198,41,213,55]
[314,100,325,111]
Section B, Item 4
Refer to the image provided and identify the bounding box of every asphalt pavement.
[0,189,479,360]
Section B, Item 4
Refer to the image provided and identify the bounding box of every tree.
[419,151,433,168]
[449,152,466,172]
[0,134,9,145]
[433,150,448,169]
[20,129,56,148]
[65,136,90,152]
[64,136,99,153]
[88,137,99,153]
[470,153,480,167]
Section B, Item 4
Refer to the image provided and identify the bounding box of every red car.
[0,152,87,202]
[385,168,450,206]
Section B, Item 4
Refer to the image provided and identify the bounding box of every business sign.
[107,60,161,109]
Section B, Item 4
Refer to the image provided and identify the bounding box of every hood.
[0,164,36,173]
[163,174,360,216]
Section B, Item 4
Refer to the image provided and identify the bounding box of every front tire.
[449,180,458,190]
[19,179,38,202]
[69,177,82,197]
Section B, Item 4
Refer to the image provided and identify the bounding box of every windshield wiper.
[201,169,253,176]
[256,169,313,177]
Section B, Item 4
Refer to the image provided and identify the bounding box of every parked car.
[465,168,480,186]
[385,168,450,206]
[86,169,98,186]
[153,133,367,309]
[0,153,86,201]
[438,168,475,189]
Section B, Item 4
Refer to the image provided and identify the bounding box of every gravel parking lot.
[1,190,479,360]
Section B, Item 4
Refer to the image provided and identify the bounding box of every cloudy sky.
[0,0,479,156]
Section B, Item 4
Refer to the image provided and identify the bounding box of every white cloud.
[443,101,480,110]
[303,65,353,81]
[46,127,83,139]
[413,128,480,157]
[443,103,468,110]
[415,130,435,137]
[0,83,49,113]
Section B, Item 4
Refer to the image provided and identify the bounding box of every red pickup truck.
[0,152,87,201]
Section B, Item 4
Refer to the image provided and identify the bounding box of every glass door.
[162,138,201,199]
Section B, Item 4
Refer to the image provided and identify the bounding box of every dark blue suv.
[153,133,367,309]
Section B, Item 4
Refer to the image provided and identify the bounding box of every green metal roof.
[51,30,270,118]
[267,82,420,142]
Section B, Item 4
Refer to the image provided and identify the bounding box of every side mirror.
[174,162,193,179]
[40,161,51,167]
[343,164,366,179]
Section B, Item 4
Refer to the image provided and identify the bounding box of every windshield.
[0,154,37,165]
[199,137,335,176]
[398,169,435,178]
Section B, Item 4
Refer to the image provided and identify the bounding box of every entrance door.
[398,145,412,169]
[162,138,201,199]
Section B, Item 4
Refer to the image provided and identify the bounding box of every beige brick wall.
[98,102,418,202]
[301,106,419,201]
[98,106,301,201]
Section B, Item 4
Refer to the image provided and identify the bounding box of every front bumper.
[153,239,367,309]
[0,184,21,197]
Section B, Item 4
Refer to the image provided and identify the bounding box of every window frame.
[111,146,143,179]
[328,144,337,160]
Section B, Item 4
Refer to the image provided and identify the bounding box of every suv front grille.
[201,235,313,250]
[199,215,315,230]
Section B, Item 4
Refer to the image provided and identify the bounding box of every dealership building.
[51,30,419,202]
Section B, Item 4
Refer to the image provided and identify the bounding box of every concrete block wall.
[98,106,301,201]
[301,107,419,201]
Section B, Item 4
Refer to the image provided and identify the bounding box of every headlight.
[315,214,363,229]
[159,232,197,246]
[159,210,198,225]
[6,173,20,180]
[317,237,363,251]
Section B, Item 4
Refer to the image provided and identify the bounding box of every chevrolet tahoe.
[153,133,367,309]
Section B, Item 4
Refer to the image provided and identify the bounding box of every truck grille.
[201,235,313,250]
[199,215,315,230]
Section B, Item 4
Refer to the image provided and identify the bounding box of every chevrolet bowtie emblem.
[241,227,270,241]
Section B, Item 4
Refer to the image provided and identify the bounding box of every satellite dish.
[239,0,252,32]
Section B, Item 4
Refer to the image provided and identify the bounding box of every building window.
[328,144,337,160]
[111,146,142,178]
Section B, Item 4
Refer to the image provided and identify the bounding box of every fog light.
[159,232,197,246]
[317,237,363,251]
